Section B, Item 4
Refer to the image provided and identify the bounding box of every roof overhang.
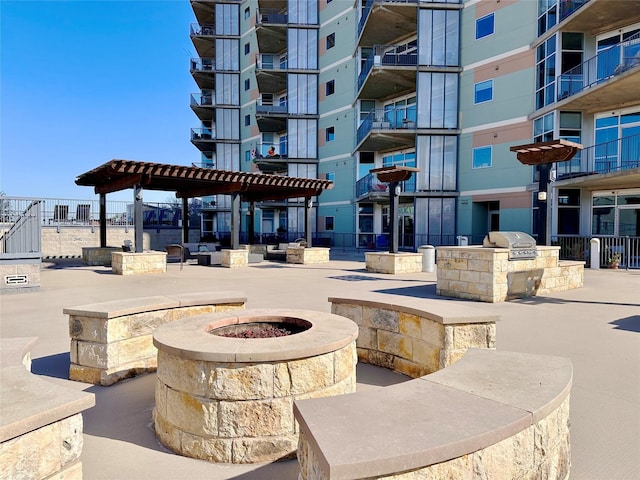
[371,165,420,183]
[75,159,333,202]
[510,139,583,165]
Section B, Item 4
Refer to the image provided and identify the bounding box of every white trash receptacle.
[590,238,600,269]
[418,245,436,272]
[456,235,468,246]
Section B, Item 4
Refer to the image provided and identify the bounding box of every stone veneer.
[365,252,422,274]
[152,309,358,464]
[65,293,246,385]
[436,245,584,303]
[331,297,497,378]
[221,249,248,268]
[286,247,330,264]
[111,251,167,275]
[1,338,94,480]
[81,246,121,266]
[0,258,41,292]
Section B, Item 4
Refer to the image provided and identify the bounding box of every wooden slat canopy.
[370,166,420,183]
[510,139,583,165]
[75,159,333,201]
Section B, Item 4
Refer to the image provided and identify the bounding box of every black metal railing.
[557,133,640,178]
[552,235,640,269]
[557,31,640,101]
[256,9,287,25]
[358,45,418,90]
[357,107,417,144]
[190,23,216,36]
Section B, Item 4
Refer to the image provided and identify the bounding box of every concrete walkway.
[1,254,638,479]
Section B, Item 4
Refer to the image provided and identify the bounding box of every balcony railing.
[252,142,288,159]
[256,102,287,115]
[557,31,640,101]
[191,128,215,141]
[190,23,216,36]
[357,107,417,144]
[355,172,416,198]
[190,57,215,72]
[358,45,418,90]
[190,93,214,106]
[256,9,287,25]
[559,0,589,21]
[557,133,640,178]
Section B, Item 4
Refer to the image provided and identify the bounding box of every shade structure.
[510,139,583,166]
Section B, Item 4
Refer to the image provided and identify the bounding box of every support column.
[231,193,240,250]
[305,197,312,247]
[248,202,255,245]
[182,197,189,244]
[389,182,399,253]
[538,164,551,246]
[99,193,107,248]
[134,185,143,253]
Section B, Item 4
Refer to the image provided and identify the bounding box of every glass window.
[288,29,318,69]
[244,43,250,55]
[215,3,239,36]
[537,0,557,36]
[326,126,335,142]
[416,135,457,191]
[215,108,239,140]
[557,189,580,235]
[244,7,250,20]
[326,33,335,50]
[326,80,335,96]
[475,13,494,40]
[474,79,493,104]
[244,78,250,91]
[536,35,556,109]
[419,9,459,66]
[325,216,334,231]
[326,172,335,181]
[288,0,318,25]
[288,74,318,114]
[215,39,239,70]
[473,146,492,169]
[288,119,317,158]
[215,74,239,105]
[244,114,250,126]
[417,73,458,128]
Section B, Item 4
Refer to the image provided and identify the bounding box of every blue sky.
[1,0,200,202]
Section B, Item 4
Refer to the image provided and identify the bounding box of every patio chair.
[76,204,90,223]
[52,205,69,223]
[166,244,185,270]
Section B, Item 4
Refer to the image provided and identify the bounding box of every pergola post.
[181,197,189,244]
[99,193,107,248]
[134,185,143,253]
[231,193,240,250]
[388,182,399,253]
[305,197,313,247]
[537,164,551,246]
[248,202,255,245]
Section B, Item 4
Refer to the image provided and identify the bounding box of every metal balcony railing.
[190,93,214,106]
[358,45,418,90]
[355,172,416,198]
[190,57,215,72]
[190,23,216,36]
[557,133,640,178]
[256,102,287,114]
[252,142,288,159]
[256,9,287,25]
[357,107,417,144]
[559,0,589,21]
[557,31,640,101]
[256,54,288,71]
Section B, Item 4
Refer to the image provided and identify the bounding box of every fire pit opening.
[208,316,312,338]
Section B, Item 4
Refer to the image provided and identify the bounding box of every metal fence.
[552,235,640,269]
[0,197,42,256]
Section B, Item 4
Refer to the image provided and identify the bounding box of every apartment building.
[188,0,640,251]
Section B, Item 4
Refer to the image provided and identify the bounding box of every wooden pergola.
[510,139,583,245]
[75,159,333,252]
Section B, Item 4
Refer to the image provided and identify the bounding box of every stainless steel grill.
[483,231,538,260]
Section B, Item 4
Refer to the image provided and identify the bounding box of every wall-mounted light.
[538,191,547,201]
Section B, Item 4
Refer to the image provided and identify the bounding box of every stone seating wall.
[65,292,246,385]
[0,337,95,480]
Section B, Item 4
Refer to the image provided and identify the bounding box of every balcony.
[191,1,242,26]
[256,101,287,132]
[552,32,640,113]
[256,9,287,53]
[555,133,640,189]
[252,142,288,174]
[255,54,288,92]
[356,108,418,152]
[355,172,416,202]
[190,127,216,152]
[357,45,418,99]
[550,0,640,38]
[190,23,216,58]
[357,0,419,47]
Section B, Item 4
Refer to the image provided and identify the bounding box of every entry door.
[398,206,414,249]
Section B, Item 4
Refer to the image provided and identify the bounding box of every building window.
[326,171,335,181]
[536,35,557,109]
[244,43,250,55]
[418,9,459,67]
[245,150,251,162]
[244,78,250,91]
[475,13,494,40]
[474,79,493,104]
[326,80,335,96]
[472,146,492,169]
[557,189,580,235]
[244,7,250,20]
[325,216,334,231]
[326,33,335,49]
[244,114,250,126]
[537,0,557,36]
[326,126,335,142]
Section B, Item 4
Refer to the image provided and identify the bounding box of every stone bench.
[1,337,95,480]
[65,292,247,385]
[330,296,498,377]
[295,348,572,479]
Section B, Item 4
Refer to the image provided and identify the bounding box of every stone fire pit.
[152,308,358,463]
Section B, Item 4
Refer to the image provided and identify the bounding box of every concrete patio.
[1,252,638,479]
